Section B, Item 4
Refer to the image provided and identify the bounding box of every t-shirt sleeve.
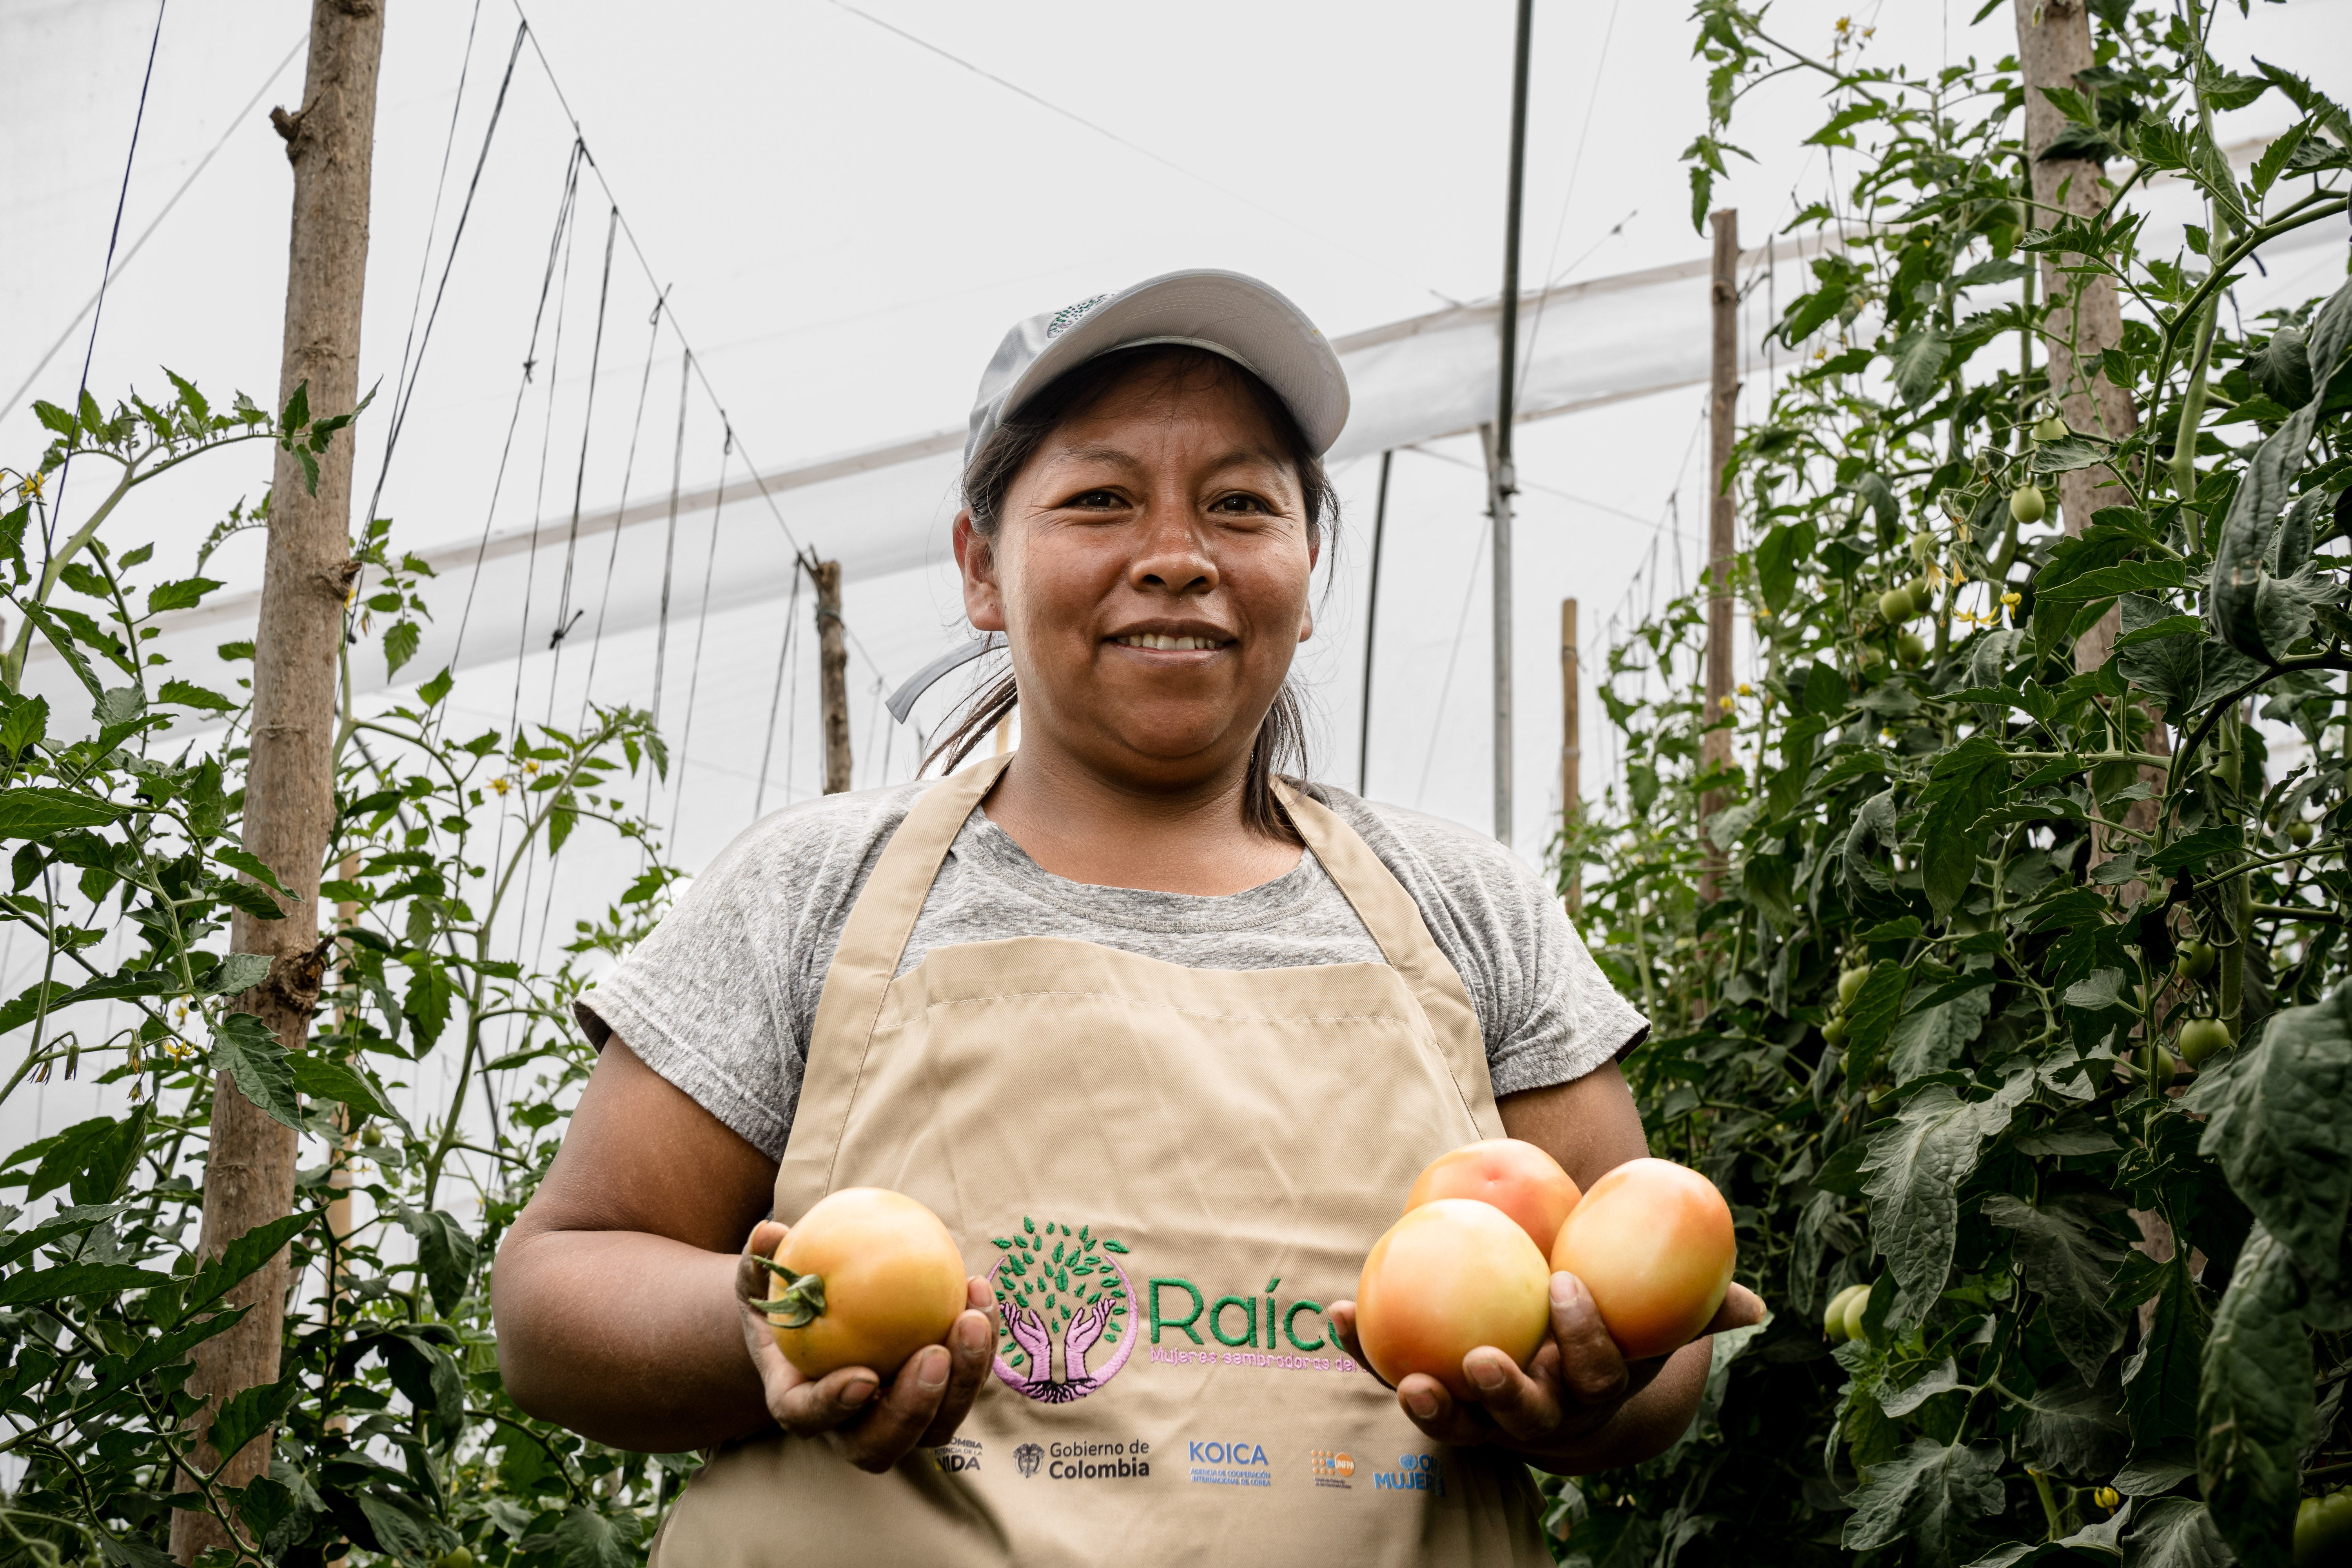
[1339,795,1649,1098]
[573,827,802,1159]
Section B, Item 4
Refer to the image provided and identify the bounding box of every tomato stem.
[751,1255,828,1328]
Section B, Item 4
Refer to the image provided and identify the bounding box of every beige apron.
[651,756,1550,1566]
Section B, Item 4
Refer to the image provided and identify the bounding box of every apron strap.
[776,753,1013,1214]
[1277,781,1506,1140]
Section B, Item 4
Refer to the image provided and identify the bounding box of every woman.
[494,270,1763,1565]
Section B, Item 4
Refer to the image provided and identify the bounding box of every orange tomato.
[764,1188,967,1380]
[1355,1198,1551,1399]
[1550,1157,1735,1360]
[1404,1138,1583,1255]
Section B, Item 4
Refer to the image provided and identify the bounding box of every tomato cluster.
[1355,1140,1739,1393]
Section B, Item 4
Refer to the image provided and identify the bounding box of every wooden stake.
[1699,209,1739,903]
[1561,597,1581,915]
[175,4,381,1559]
[814,559,852,793]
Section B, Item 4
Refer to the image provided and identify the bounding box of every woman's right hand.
[734,1221,999,1473]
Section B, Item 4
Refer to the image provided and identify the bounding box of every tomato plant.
[1545,2,2352,1563]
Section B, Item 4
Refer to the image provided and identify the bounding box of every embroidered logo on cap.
[989,1217,1135,1403]
[1044,295,1108,339]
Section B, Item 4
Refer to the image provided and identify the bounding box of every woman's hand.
[1327,1274,1766,1468]
[735,1221,1000,1473]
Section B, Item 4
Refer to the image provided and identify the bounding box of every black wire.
[543,205,619,724]
[573,292,667,733]
[754,570,802,816]
[44,0,167,555]
[358,16,525,543]
[666,426,732,846]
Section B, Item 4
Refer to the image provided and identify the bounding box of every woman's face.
[955,357,1318,789]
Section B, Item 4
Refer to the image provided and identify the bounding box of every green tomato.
[1823,1283,1866,1343]
[1838,966,1870,1007]
[2174,942,2217,982]
[435,1551,475,1568]
[1896,631,1928,667]
[359,1122,384,1148]
[2296,1490,2352,1568]
[1878,587,1916,622]
[1822,1016,1851,1048]
[1841,1290,1871,1345]
[2178,1016,2235,1069]
[1858,645,1886,671]
[2032,415,2069,444]
[2289,820,2315,847]
[2009,483,2048,524]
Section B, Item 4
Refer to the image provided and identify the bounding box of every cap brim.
[986,270,1349,459]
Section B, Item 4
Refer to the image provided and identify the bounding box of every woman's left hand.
[1326,1274,1766,1464]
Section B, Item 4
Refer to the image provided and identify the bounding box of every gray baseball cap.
[963,269,1350,466]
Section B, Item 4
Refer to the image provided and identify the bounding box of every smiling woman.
[490,270,1757,1567]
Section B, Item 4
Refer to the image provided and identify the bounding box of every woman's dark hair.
[924,344,1335,842]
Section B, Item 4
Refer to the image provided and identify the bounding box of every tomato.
[2178,1016,2235,1069]
[2289,820,2315,847]
[1822,1283,1866,1342]
[359,1122,384,1148]
[1878,587,1915,623]
[1841,1288,1871,1344]
[434,1551,474,1568]
[1550,1158,1736,1360]
[2296,1490,2352,1568]
[2174,941,2217,982]
[2009,483,2047,524]
[2032,415,2070,443]
[1896,632,1928,667]
[1405,1139,1583,1256]
[1355,1198,1551,1399]
[763,1188,967,1380]
[1838,966,1869,1007]
[1821,1016,1850,1047]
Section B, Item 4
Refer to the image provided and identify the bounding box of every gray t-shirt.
[577,779,1648,1160]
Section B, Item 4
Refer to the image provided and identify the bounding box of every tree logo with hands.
[988,1217,1134,1403]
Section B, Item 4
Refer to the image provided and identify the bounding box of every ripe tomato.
[1356,1198,1551,1399]
[1550,1158,1736,1360]
[1405,1139,1583,1255]
[763,1188,966,1380]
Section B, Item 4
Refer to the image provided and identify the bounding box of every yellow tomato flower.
[492,777,511,796]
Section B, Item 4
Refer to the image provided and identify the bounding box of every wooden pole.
[814,559,852,793]
[175,4,382,1560]
[1561,597,1581,915]
[1488,0,1534,848]
[1699,209,1739,903]
[1359,450,1392,797]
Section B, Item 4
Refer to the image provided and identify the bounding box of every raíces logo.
[988,1217,1134,1404]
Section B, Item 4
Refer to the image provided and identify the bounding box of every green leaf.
[2188,985,2352,1279]
[1918,735,2007,916]
[2028,434,2114,475]
[0,1261,168,1306]
[290,1054,392,1121]
[211,1011,302,1130]
[174,1211,313,1323]
[1840,1439,2006,1567]
[2038,560,2187,602]
[2122,1499,2234,1568]
[212,848,293,898]
[0,786,128,836]
[211,877,287,922]
[2196,1225,2312,1568]
[522,1505,641,1568]
[398,1207,477,1314]
[2018,1371,2130,1479]
[1756,522,1812,614]
[1888,978,1993,1081]
[0,696,49,759]
[417,666,454,707]
[158,678,237,712]
[1889,326,1952,407]
[1983,1193,2128,1385]
[1844,960,1914,1082]
[403,956,453,1050]
[383,618,420,678]
[1860,1074,2031,1327]
[145,577,223,615]
[198,951,274,998]
[279,381,310,431]
[2124,1257,2209,1449]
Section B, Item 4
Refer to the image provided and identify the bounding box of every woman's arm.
[493,1039,996,1461]
[1329,1062,1764,1475]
